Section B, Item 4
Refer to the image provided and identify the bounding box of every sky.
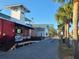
[0,0,61,30]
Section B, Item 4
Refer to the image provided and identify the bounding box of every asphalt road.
[0,39,60,59]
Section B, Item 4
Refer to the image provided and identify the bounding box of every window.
[21,11,24,14]
[17,29,22,34]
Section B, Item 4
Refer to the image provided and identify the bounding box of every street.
[0,39,60,59]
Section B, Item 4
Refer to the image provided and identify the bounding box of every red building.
[0,18,15,39]
[0,4,33,51]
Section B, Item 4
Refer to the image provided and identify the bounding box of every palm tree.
[49,26,57,37]
[55,13,65,38]
[72,1,79,59]
[53,0,79,59]
[63,3,73,38]
[56,3,72,40]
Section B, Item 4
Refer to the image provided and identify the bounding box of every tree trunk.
[64,24,67,38]
[73,0,79,59]
[62,24,67,43]
[65,23,70,47]
[66,23,69,38]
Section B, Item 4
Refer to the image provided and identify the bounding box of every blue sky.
[0,0,61,30]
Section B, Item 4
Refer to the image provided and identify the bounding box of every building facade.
[0,4,33,51]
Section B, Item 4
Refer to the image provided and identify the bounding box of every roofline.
[0,13,33,28]
[6,4,30,13]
